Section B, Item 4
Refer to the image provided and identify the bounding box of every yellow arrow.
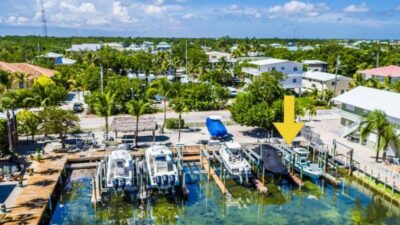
[273,95,304,145]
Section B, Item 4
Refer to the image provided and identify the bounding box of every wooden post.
[262,166,265,185]
[384,177,387,190]
[207,158,210,180]
[348,149,353,176]
[300,165,303,180]
[92,178,97,207]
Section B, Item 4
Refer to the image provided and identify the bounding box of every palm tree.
[92,91,116,140]
[359,110,399,162]
[170,97,188,143]
[126,99,151,147]
[349,73,365,88]
[150,78,173,133]
[305,102,317,121]
[0,70,13,92]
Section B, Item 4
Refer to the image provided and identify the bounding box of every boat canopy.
[262,145,288,175]
[206,116,228,138]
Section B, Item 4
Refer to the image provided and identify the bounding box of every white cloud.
[267,0,329,18]
[222,4,262,19]
[343,3,370,13]
[6,16,29,25]
[395,5,400,11]
[182,13,197,19]
[112,1,135,23]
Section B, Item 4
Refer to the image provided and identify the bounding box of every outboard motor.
[169,175,176,186]
[113,178,119,189]
[119,178,126,190]
[162,175,169,185]
[156,176,162,187]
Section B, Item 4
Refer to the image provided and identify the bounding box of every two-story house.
[303,60,328,72]
[333,86,400,156]
[302,71,351,96]
[242,58,303,92]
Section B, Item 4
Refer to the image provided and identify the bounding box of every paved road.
[79,110,231,130]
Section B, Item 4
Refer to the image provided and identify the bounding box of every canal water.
[50,170,400,225]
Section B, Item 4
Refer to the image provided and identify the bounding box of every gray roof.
[303,71,351,82]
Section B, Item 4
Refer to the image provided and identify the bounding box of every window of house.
[294,67,298,71]
[332,81,336,86]
[272,67,276,71]
[345,104,355,111]
[19,81,24,89]
[281,67,285,70]
[293,79,297,83]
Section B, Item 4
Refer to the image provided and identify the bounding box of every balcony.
[242,67,261,76]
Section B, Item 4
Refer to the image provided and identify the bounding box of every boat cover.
[262,145,288,175]
[206,116,228,138]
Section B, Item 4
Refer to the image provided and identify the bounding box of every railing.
[242,67,261,75]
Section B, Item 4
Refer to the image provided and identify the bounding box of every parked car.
[138,73,147,80]
[127,72,137,79]
[167,75,175,81]
[148,74,156,81]
[180,75,189,84]
[227,87,238,97]
[72,102,84,113]
[233,76,241,83]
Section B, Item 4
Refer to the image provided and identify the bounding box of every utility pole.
[100,65,104,94]
[376,51,380,68]
[334,55,341,97]
[185,40,188,79]
[40,0,48,36]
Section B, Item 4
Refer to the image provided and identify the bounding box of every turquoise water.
[50,172,400,225]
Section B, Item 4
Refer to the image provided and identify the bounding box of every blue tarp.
[206,117,228,138]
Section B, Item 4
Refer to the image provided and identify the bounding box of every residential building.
[303,60,328,72]
[41,52,76,65]
[103,42,124,51]
[333,86,400,156]
[359,65,400,81]
[302,71,351,96]
[206,51,234,63]
[0,61,56,89]
[67,43,102,52]
[156,42,171,51]
[241,58,303,90]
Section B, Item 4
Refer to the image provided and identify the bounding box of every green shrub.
[0,119,9,156]
[165,118,185,129]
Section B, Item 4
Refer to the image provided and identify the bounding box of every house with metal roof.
[359,65,400,81]
[333,86,400,156]
[41,52,76,65]
[303,60,328,72]
[67,43,102,52]
[241,58,303,91]
[302,71,351,96]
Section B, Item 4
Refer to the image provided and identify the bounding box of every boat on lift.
[145,145,179,191]
[219,141,252,183]
[290,147,323,179]
[105,150,135,193]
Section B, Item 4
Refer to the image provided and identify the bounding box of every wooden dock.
[0,153,68,225]
[66,162,98,170]
[290,174,304,187]
[251,178,268,194]
[201,158,228,195]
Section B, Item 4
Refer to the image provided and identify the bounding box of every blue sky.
[0,0,400,39]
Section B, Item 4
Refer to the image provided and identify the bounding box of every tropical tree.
[349,73,365,88]
[170,97,188,143]
[305,101,317,121]
[91,91,116,140]
[126,99,151,147]
[17,109,40,142]
[0,70,13,92]
[150,78,173,133]
[359,110,399,162]
[40,107,80,149]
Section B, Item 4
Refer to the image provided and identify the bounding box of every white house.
[302,71,351,96]
[206,51,234,63]
[303,60,328,72]
[41,52,76,65]
[103,42,124,51]
[333,86,400,156]
[359,65,400,81]
[242,58,303,91]
[67,43,102,52]
[156,42,171,51]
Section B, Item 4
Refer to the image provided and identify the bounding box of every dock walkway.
[201,157,229,195]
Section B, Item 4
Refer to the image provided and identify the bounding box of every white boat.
[145,145,179,190]
[292,148,323,179]
[105,150,135,192]
[219,141,252,183]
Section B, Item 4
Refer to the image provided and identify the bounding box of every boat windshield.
[154,155,174,173]
[228,148,240,156]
